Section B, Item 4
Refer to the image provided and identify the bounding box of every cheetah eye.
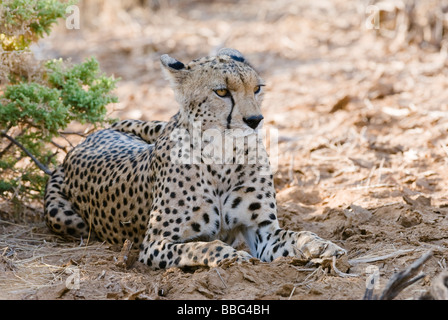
[214,88,229,97]
[254,84,263,94]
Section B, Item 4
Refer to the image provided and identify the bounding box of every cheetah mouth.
[225,127,258,138]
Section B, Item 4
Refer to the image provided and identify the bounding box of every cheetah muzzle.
[44,48,346,269]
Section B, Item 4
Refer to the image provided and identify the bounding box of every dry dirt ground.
[1,0,448,300]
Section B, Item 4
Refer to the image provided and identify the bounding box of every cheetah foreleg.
[256,229,346,262]
[139,239,252,269]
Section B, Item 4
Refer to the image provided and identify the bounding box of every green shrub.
[0,0,75,50]
[0,0,119,201]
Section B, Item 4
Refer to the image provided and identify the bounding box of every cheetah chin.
[225,128,258,138]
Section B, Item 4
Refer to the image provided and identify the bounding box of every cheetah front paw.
[296,231,346,261]
[218,250,253,267]
[235,250,253,262]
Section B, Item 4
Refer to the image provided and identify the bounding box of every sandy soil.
[1,0,448,300]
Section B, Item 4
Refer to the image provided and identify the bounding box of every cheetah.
[44,48,346,269]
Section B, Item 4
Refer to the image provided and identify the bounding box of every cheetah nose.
[243,115,264,130]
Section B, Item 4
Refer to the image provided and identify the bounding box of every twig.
[436,257,446,269]
[349,249,415,265]
[50,140,67,152]
[44,150,59,168]
[294,266,324,288]
[0,141,14,158]
[0,130,23,158]
[332,256,358,278]
[58,131,87,137]
[288,286,296,300]
[115,239,133,269]
[58,133,75,149]
[291,266,317,272]
[59,126,95,137]
[0,131,52,175]
[379,250,433,300]
[215,268,228,289]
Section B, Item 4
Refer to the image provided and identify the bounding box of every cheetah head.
[160,48,265,134]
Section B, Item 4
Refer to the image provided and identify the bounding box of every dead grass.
[0,219,115,299]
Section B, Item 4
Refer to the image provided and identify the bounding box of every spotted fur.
[44,48,345,269]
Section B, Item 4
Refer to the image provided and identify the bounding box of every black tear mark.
[226,92,235,130]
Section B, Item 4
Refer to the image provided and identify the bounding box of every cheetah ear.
[160,54,185,71]
[160,54,187,86]
[217,48,246,63]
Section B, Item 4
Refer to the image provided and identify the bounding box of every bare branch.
[0,130,22,158]
[59,131,87,137]
[58,133,75,149]
[50,140,67,152]
[379,250,433,300]
[115,239,134,269]
[1,131,52,175]
[0,141,14,158]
